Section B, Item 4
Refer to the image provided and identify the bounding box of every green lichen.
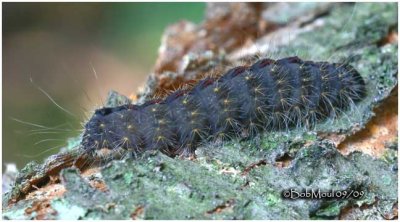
[13,141,389,219]
[50,199,86,220]
[2,203,31,220]
[105,90,132,107]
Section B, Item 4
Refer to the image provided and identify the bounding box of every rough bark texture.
[2,3,398,219]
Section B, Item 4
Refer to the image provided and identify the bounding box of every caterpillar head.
[81,106,142,159]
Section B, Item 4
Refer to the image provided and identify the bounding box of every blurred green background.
[3,3,205,168]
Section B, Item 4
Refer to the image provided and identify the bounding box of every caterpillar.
[81,56,366,159]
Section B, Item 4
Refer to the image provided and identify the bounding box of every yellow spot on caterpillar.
[192,128,202,137]
[245,75,250,80]
[100,123,105,128]
[223,99,229,104]
[254,86,264,94]
[214,87,219,92]
[217,132,226,138]
[182,99,188,104]
[127,125,133,129]
[152,108,157,112]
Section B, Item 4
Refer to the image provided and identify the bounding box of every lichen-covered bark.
[3,2,398,220]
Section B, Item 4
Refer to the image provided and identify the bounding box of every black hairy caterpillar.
[81,56,366,159]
